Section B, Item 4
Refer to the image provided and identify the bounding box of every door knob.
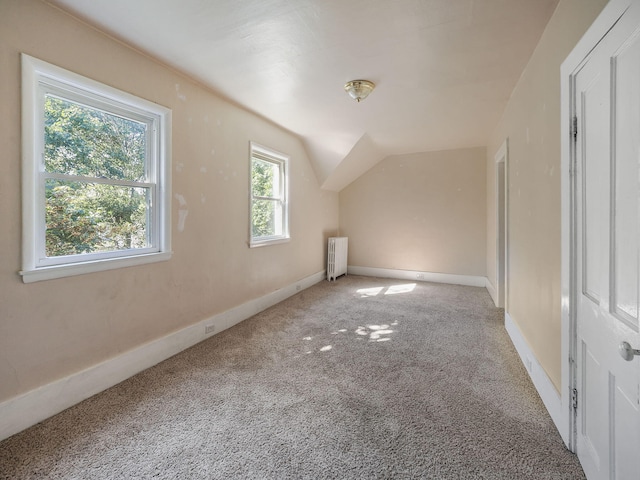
[619,341,640,361]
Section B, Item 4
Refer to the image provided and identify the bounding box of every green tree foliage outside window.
[251,158,279,238]
[44,96,150,257]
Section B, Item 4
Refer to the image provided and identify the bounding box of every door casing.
[495,140,508,310]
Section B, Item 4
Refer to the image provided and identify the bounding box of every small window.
[21,55,172,283]
[249,142,289,247]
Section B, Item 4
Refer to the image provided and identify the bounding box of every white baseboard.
[505,313,567,442]
[0,270,326,442]
[485,278,498,306]
[347,265,487,287]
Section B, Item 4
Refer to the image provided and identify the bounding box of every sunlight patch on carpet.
[385,283,416,295]
[356,283,416,297]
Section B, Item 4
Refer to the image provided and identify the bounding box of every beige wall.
[0,0,339,403]
[485,0,608,391]
[340,147,486,276]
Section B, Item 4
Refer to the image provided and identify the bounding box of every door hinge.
[572,388,578,410]
[572,115,578,140]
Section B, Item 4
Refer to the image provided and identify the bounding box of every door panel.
[612,32,640,328]
[613,371,639,480]
[581,341,606,469]
[580,81,607,305]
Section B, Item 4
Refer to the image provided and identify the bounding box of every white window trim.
[20,54,172,283]
[249,142,290,248]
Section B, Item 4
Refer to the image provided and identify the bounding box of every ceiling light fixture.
[344,80,375,102]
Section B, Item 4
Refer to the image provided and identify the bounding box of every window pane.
[252,199,279,237]
[45,179,150,257]
[252,158,279,198]
[44,95,147,181]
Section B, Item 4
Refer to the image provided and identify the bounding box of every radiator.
[327,237,348,281]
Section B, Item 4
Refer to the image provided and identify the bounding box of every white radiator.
[327,237,348,281]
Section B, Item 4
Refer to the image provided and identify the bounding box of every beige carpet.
[0,276,585,479]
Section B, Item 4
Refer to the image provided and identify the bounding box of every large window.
[250,142,289,247]
[21,55,171,283]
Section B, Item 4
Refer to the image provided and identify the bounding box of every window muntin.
[21,55,171,282]
[250,143,289,246]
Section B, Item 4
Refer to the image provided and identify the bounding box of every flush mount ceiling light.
[344,80,375,102]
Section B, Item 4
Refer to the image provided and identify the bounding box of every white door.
[574,4,640,479]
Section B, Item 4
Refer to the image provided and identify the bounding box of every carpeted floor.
[0,276,585,479]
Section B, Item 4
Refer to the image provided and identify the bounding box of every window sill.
[249,237,290,248]
[20,251,172,283]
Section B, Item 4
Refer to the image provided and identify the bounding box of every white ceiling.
[49,0,559,191]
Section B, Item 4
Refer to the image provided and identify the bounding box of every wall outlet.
[416,273,425,280]
[205,324,216,335]
[525,357,533,373]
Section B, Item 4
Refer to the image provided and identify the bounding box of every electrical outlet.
[416,273,425,280]
[205,324,216,335]
[525,357,533,373]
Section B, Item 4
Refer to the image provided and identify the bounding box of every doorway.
[495,140,508,310]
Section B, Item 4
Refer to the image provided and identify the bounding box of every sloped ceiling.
[48,0,559,191]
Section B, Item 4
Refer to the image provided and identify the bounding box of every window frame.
[21,54,172,283]
[249,142,290,247]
